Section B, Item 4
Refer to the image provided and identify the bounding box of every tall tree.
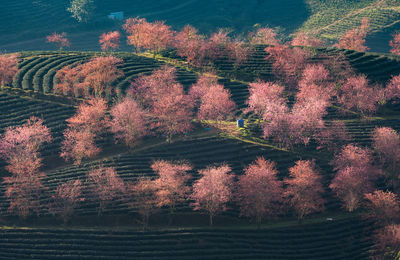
[330,144,381,212]
[61,98,108,164]
[265,44,310,88]
[337,75,381,116]
[67,0,95,23]
[129,66,194,141]
[109,97,148,148]
[335,17,370,51]
[46,33,70,51]
[4,173,46,219]
[0,117,50,219]
[390,33,400,55]
[99,31,121,52]
[76,56,124,97]
[127,177,158,230]
[0,53,19,87]
[371,127,400,187]
[365,190,400,225]
[152,160,192,222]
[174,25,207,67]
[291,32,323,47]
[0,117,52,176]
[284,160,325,220]
[385,74,400,103]
[191,165,234,226]
[236,157,283,228]
[87,166,126,215]
[373,225,400,260]
[192,80,236,123]
[123,18,173,57]
[248,27,280,45]
[49,180,85,224]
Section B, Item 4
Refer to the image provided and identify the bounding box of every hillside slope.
[0,0,308,52]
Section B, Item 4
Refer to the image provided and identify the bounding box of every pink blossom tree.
[76,56,124,98]
[129,66,194,141]
[46,32,70,51]
[152,160,192,221]
[109,97,148,147]
[385,74,400,103]
[236,157,283,227]
[49,180,85,224]
[297,64,334,104]
[123,17,147,53]
[390,33,400,55]
[365,190,400,225]
[0,116,52,176]
[334,17,370,52]
[265,44,310,88]
[61,98,108,164]
[330,144,381,212]
[87,166,126,215]
[284,160,325,220]
[337,75,381,116]
[196,83,236,123]
[4,173,46,219]
[373,225,400,259]
[54,65,79,96]
[248,27,280,45]
[245,81,292,147]
[371,127,400,187]
[0,53,19,86]
[123,18,173,57]
[99,31,121,52]
[191,165,234,226]
[206,29,231,61]
[174,25,207,67]
[126,177,158,230]
[226,40,253,67]
[291,32,323,47]
[0,117,51,219]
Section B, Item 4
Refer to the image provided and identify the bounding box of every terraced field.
[0,92,75,160]
[0,218,372,260]
[2,47,400,259]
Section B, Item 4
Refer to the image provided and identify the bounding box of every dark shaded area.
[0,0,309,52]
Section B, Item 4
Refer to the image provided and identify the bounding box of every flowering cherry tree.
[190,77,236,123]
[129,66,194,141]
[127,177,158,229]
[390,33,400,55]
[284,160,325,220]
[109,97,148,147]
[248,27,280,45]
[365,190,400,225]
[236,157,283,227]
[4,173,46,219]
[291,32,323,47]
[50,180,85,224]
[152,160,192,219]
[99,31,121,52]
[191,165,234,226]
[371,127,400,187]
[265,44,310,88]
[334,17,370,52]
[0,116,52,175]
[330,144,381,212]
[61,99,108,164]
[46,32,70,51]
[337,75,381,116]
[87,166,126,215]
[0,54,19,86]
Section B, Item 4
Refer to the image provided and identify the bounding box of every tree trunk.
[209,214,213,227]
